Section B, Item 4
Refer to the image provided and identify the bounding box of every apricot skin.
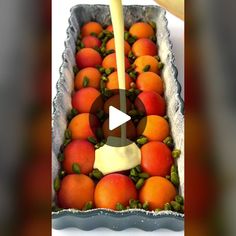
[129,22,154,39]
[74,67,101,90]
[81,22,103,37]
[68,113,100,140]
[58,174,95,210]
[136,72,164,95]
[94,174,138,210]
[135,91,166,116]
[132,38,157,57]
[82,35,101,48]
[137,115,170,141]
[102,53,130,70]
[139,176,176,210]
[72,87,103,113]
[76,48,102,69]
[63,140,95,175]
[141,141,173,176]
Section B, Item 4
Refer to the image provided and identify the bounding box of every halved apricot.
[58,174,95,210]
[137,115,169,141]
[72,87,103,113]
[136,71,163,94]
[129,22,154,39]
[63,140,95,174]
[82,35,101,48]
[102,53,130,70]
[135,91,166,116]
[106,24,113,32]
[76,48,102,69]
[81,22,103,37]
[94,174,137,210]
[106,38,131,56]
[68,113,100,140]
[132,38,157,57]
[139,176,176,210]
[106,71,132,90]
[134,55,159,74]
[74,67,101,90]
[141,141,173,176]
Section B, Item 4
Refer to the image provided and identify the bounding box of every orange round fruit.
[94,174,137,210]
[134,55,159,74]
[132,38,157,57]
[106,24,113,32]
[102,53,130,70]
[58,174,95,210]
[135,91,166,116]
[102,118,136,139]
[72,87,103,113]
[74,67,101,90]
[63,140,95,174]
[76,48,102,69]
[139,176,176,210]
[141,141,173,176]
[68,113,100,140]
[129,22,154,39]
[136,71,163,94]
[81,22,103,37]
[81,35,101,48]
[137,115,169,141]
[106,71,132,90]
[106,25,113,32]
[106,38,131,56]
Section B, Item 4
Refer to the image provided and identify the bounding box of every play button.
[109,106,131,131]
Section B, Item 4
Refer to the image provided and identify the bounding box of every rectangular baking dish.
[52,4,184,231]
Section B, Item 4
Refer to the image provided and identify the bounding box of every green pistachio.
[63,139,71,146]
[105,67,114,75]
[99,67,105,73]
[73,66,79,75]
[83,76,89,87]
[54,176,60,192]
[83,201,93,210]
[143,64,151,72]
[164,203,172,210]
[57,153,64,162]
[136,137,148,145]
[175,195,184,205]
[135,165,142,173]
[87,136,97,145]
[135,178,145,190]
[72,163,81,174]
[64,129,72,140]
[142,201,149,210]
[116,203,125,211]
[171,171,180,186]
[124,31,130,41]
[138,172,150,179]
[158,62,164,70]
[170,201,181,212]
[172,149,181,159]
[130,168,138,177]
[92,169,103,180]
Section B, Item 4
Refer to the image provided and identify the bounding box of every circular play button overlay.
[88,88,147,148]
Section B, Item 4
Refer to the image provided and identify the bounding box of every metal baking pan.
[52,4,184,231]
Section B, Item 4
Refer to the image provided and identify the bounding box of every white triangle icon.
[109,106,131,131]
